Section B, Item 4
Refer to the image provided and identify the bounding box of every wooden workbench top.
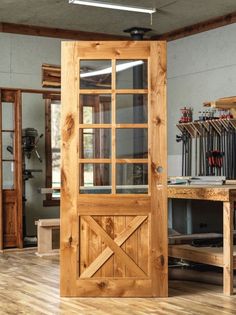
[168,184,236,202]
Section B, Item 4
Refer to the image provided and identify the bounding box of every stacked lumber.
[42,64,61,88]
[204,96,236,118]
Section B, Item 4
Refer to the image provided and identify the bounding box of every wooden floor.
[0,251,236,315]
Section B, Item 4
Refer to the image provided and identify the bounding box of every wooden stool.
[35,218,60,256]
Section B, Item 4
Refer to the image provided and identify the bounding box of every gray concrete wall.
[0,33,61,236]
[167,23,236,176]
[167,24,236,232]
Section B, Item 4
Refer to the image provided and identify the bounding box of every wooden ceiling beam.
[0,22,126,40]
[3,10,236,43]
[152,11,236,41]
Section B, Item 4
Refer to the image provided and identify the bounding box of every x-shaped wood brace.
[80,215,148,278]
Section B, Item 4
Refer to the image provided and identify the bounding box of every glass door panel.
[80,60,112,89]
[1,102,15,190]
[79,94,111,124]
[116,94,147,124]
[2,102,14,130]
[2,132,14,160]
[116,60,148,89]
[80,128,111,159]
[2,161,14,189]
[116,128,148,159]
[116,163,148,194]
[78,58,149,194]
[79,163,111,194]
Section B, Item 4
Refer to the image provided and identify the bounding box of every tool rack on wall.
[176,118,236,178]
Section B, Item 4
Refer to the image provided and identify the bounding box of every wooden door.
[61,41,167,297]
[0,89,22,249]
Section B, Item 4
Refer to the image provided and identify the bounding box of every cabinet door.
[60,41,167,297]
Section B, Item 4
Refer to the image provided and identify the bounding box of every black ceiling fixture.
[124,27,152,40]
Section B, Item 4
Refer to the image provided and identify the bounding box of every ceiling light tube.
[80,60,144,78]
[69,0,156,14]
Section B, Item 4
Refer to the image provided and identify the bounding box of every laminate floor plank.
[0,250,236,315]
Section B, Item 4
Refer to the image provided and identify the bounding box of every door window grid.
[79,58,149,195]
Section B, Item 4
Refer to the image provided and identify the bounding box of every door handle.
[155,166,164,174]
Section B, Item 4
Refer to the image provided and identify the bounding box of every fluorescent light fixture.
[69,0,156,14]
[80,60,144,78]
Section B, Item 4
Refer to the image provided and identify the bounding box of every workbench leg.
[223,201,234,295]
[168,199,173,229]
[186,200,192,234]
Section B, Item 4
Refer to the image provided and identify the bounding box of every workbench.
[168,184,236,295]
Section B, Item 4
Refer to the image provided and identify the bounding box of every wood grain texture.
[1,87,60,97]
[74,41,150,59]
[77,195,151,215]
[223,201,234,295]
[3,191,18,247]
[168,185,235,202]
[80,217,89,275]
[89,216,102,278]
[42,64,61,88]
[169,244,225,267]
[15,90,23,248]
[137,216,149,275]
[114,216,126,277]
[61,41,167,297]
[83,216,146,278]
[0,22,126,40]
[1,251,236,313]
[80,216,147,279]
[100,216,114,277]
[60,42,78,296]
[150,41,168,297]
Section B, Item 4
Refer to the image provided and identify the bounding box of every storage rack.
[177,118,236,178]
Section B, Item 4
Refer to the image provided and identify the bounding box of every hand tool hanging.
[176,130,192,176]
[176,108,236,179]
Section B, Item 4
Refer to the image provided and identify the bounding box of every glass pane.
[3,161,14,189]
[2,102,14,130]
[80,60,112,89]
[80,129,111,158]
[51,102,61,190]
[116,129,148,158]
[116,60,147,89]
[2,132,14,160]
[116,164,148,194]
[116,94,147,124]
[80,163,111,194]
[80,95,111,124]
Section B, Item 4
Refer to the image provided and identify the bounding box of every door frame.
[0,88,61,250]
[0,89,23,249]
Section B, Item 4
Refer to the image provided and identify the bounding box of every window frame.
[44,95,61,207]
